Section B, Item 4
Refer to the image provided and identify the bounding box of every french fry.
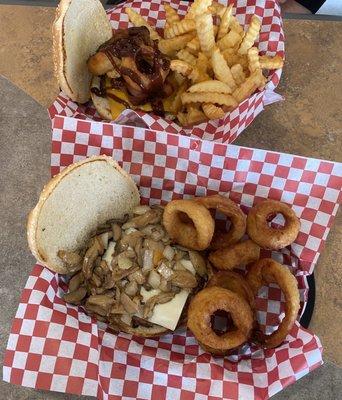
[217,5,233,40]
[187,104,208,125]
[158,31,197,56]
[125,8,160,41]
[238,15,261,55]
[232,69,266,103]
[208,2,226,18]
[186,36,200,55]
[230,16,244,36]
[217,30,242,51]
[231,64,246,85]
[195,12,215,57]
[185,0,212,20]
[259,54,284,69]
[177,49,197,66]
[248,47,260,73]
[188,80,232,94]
[181,92,238,108]
[202,103,225,119]
[171,81,188,114]
[164,4,180,25]
[222,49,248,68]
[211,47,237,90]
[167,19,196,38]
[170,59,193,76]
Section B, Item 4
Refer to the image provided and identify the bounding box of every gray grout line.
[0,0,341,21]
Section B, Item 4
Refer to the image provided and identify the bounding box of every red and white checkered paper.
[48,0,284,143]
[4,115,342,399]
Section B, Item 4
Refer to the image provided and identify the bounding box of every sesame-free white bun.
[52,0,112,103]
[27,156,140,274]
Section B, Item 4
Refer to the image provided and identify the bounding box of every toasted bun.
[90,76,112,120]
[27,156,140,274]
[53,0,112,103]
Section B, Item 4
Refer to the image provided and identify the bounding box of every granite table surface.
[0,4,341,400]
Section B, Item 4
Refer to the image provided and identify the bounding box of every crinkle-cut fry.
[208,2,226,18]
[125,8,160,41]
[177,49,197,66]
[187,104,208,125]
[222,49,248,68]
[188,80,232,94]
[158,31,196,56]
[186,37,200,54]
[238,15,261,55]
[170,59,193,76]
[230,16,244,36]
[217,5,233,40]
[202,103,225,119]
[171,81,188,114]
[193,53,211,82]
[233,69,266,103]
[185,0,212,20]
[195,12,215,57]
[167,19,196,38]
[259,54,284,69]
[231,64,246,85]
[164,3,180,25]
[181,92,238,108]
[177,112,188,126]
[248,47,260,73]
[211,47,237,91]
[217,30,242,51]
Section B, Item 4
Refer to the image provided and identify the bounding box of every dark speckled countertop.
[0,5,341,399]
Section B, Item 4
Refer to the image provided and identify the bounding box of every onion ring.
[247,200,300,250]
[246,258,300,348]
[207,270,255,310]
[195,194,246,250]
[187,286,253,354]
[163,199,215,250]
[208,239,260,271]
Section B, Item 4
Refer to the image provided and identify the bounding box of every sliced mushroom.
[144,238,165,253]
[109,302,126,315]
[111,222,122,241]
[90,273,102,288]
[163,245,175,261]
[57,250,82,272]
[117,254,133,270]
[143,292,175,318]
[68,271,84,292]
[112,265,139,282]
[63,286,87,304]
[159,278,171,292]
[118,231,143,251]
[121,292,140,314]
[150,226,165,241]
[171,270,198,288]
[189,251,207,277]
[87,294,115,312]
[134,237,143,266]
[122,208,162,229]
[133,205,151,215]
[82,243,99,279]
[132,315,154,328]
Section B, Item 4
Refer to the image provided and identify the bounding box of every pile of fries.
[125,1,283,126]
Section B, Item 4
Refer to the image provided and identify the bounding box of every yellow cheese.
[148,290,189,331]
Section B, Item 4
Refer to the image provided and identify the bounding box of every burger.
[27,156,211,337]
[53,0,177,121]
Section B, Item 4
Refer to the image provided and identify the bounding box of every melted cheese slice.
[148,290,189,331]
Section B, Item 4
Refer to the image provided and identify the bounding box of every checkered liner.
[48,0,284,143]
[4,116,341,399]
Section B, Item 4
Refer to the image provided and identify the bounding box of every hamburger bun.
[52,0,112,103]
[27,155,140,274]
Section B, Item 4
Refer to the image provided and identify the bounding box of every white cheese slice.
[180,260,196,275]
[102,240,116,266]
[140,287,161,303]
[148,290,189,331]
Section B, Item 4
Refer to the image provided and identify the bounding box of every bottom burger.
[27,155,300,354]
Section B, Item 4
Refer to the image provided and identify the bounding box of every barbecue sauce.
[95,27,172,116]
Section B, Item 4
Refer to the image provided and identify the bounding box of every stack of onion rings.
[246,258,300,348]
[187,286,254,355]
[195,194,246,250]
[163,199,215,250]
[247,199,300,250]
